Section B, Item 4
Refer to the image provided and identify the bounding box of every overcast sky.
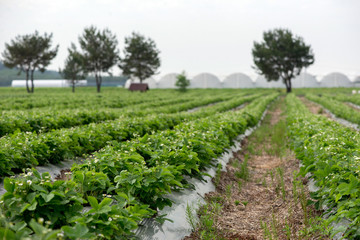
[0,0,359,80]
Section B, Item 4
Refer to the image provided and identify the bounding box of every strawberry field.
[1,87,360,239]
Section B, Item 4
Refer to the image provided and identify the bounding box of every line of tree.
[2,27,314,93]
[2,26,161,93]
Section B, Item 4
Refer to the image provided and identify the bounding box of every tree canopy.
[119,32,160,84]
[1,31,58,93]
[60,44,87,92]
[252,28,314,93]
[175,71,190,92]
[78,26,119,93]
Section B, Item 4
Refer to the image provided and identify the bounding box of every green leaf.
[29,219,45,235]
[62,223,89,238]
[3,178,15,193]
[0,228,16,240]
[11,221,27,232]
[40,193,55,203]
[28,201,38,211]
[99,197,112,208]
[32,168,41,179]
[87,196,98,210]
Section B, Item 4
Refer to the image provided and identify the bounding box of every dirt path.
[184,98,329,240]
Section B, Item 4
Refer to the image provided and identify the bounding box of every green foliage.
[59,43,87,92]
[286,93,360,238]
[119,32,160,83]
[1,31,58,93]
[0,89,279,238]
[175,71,190,92]
[252,28,314,93]
[1,169,85,229]
[78,26,119,92]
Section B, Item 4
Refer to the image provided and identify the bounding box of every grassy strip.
[186,97,329,240]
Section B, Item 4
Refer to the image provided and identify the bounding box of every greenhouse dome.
[190,73,222,88]
[292,73,320,88]
[319,72,353,88]
[222,73,254,88]
[157,73,178,89]
[254,76,271,88]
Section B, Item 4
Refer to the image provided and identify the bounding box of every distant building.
[190,73,222,88]
[121,72,358,89]
[319,72,353,88]
[124,77,157,89]
[11,79,87,87]
[223,73,255,88]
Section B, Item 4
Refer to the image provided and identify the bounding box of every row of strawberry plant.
[0,90,244,136]
[0,93,260,177]
[331,92,360,107]
[305,93,360,126]
[0,88,248,110]
[286,94,360,238]
[0,93,278,239]
[0,96,195,137]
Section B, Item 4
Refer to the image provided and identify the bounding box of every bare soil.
[299,96,332,118]
[55,169,72,181]
[184,99,328,240]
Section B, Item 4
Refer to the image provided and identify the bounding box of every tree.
[119,32,160,84]
[1,31,58,93]
[252,28,314,93]
[78,26,119,93]
[59,44,87,93]
[175,71,190,92]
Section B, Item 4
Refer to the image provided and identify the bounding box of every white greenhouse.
[157,73,179,89]
[11,79,87,87]
[190,73,222,88]
[222,73,255,88]
[292,73,320,88]
[319,72,353,88]
[254,76,271,88]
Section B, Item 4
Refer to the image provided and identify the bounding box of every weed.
[242,201,248,207]
[207,195,225,204]
[214,163,222,187]
[225,184,232,199]
[235,154,249,181]
[186,203,197,232]
[238,180,243,192]
[234,200,240,206]
[261,221,272,240]
[276,167,286,200]
[283,223,291,240]
[262,177,267,187]
[270,212,279,239]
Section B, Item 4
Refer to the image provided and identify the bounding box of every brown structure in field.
[129,83,149,92]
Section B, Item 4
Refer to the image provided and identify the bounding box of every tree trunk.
[285,78,292,93]
[25,70,30,93]
[30,69,35,93]
[96,73,102,93]
[72,81,75,93]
